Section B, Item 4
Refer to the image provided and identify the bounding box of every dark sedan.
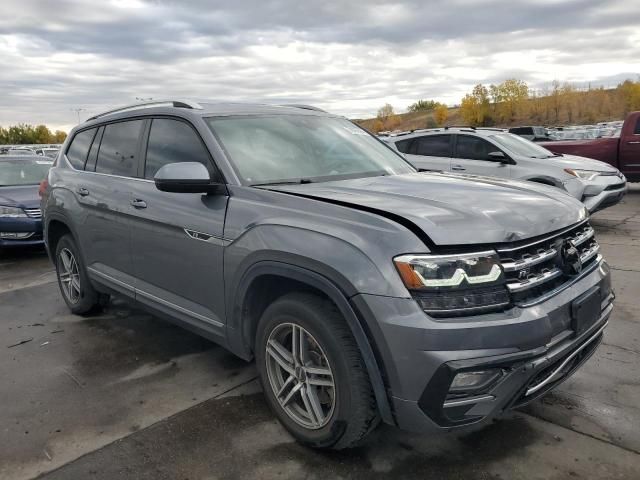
[0,156,52,247]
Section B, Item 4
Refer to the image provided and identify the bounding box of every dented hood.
[270,172,587,246]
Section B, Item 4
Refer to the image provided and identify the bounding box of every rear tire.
[54,234,103,315]
[255,292,379,449]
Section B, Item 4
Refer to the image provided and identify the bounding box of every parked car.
[508,126,549,141]
[35,147,60,159]
[540,111,640,182]
[7,148,36,156]
[42,100,613,449]
[0,156,50,247]
[382,127,626,213]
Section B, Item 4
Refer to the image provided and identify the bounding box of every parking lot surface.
[1,186,639,480]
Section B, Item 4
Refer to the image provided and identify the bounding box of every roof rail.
[444,125,476,130]
[86,99,203,122]
[280,104,327,113]
[476,127,506,131]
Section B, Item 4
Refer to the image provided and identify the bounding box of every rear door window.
[412,135,451,157]
[394,139,413,154]
[95,120,144,177]
[66,128,97,170]
[144,118,212,179]
[455,135,495,161]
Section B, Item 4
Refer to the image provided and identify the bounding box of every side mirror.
[154,162,222,194]
[488,151,511,164]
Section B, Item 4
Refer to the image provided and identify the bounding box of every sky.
[1,0,639,131]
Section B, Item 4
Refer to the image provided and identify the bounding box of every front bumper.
[582,174,627,213]
[0,217,44,247]
[353,256,613,434]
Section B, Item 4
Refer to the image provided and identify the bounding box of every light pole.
[70,108,86,123]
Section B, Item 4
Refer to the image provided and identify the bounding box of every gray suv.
[42,100,614,449]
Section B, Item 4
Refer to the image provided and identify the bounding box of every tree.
[0,123,67,144]
[618,79,640,114]
[497,79,529,122]
[377,104,395,122]
[407,99,440,112]
[53,130,67,143]
[459,84,490,126]
[434,104,448,126]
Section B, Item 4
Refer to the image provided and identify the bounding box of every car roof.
[381,127,507,142]
[80,100,337,128]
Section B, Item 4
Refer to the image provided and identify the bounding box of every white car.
[382,127,627,213]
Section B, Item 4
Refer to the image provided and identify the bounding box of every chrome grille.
[23,208,42,219]
[497,222,600,305]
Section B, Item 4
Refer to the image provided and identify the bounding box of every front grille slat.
[498,222,600,305]
[23,208,42,219]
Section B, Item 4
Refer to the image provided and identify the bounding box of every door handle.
[130,199,147,209]
[627,141,640,144]
[451,165,466,171]
[76,187,90,197]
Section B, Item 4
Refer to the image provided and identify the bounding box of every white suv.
[382,127,627,213]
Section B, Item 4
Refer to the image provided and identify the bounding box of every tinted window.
[456,135,497,161]
[413,135,451,157]
[95,120,144,177]
[145,119,211,179]
[509,127,532,135]
[635,118,640,135]
[66,128,96,169]
[395,139,413,154]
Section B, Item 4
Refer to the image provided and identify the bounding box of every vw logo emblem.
[560,239,582,276]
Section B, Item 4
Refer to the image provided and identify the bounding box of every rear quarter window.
[66,128,97,170]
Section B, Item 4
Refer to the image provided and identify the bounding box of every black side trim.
[263,189,436,250]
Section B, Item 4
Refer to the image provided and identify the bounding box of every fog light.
[0,232,34,239]
[450,370,502,393]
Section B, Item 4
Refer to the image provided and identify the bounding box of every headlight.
[394,251,510,316]
[564,168,601,181]
[0,206,27,218]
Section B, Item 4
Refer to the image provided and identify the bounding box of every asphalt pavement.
[1,185,639,480]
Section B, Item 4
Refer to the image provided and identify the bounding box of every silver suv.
[382,127,627,213]
[42,101,614,449]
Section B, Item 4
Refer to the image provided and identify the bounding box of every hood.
[546,153,618,173]
[270,173,587,247]
[0,185,41,209]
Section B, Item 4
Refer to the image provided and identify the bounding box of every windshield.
[0,159,52,186]
[489,133,557,159]
[206,115,415,185]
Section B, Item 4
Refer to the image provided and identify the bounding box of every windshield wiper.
[250,178,314,187]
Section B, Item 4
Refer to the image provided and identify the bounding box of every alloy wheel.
[58,248,81,304]
[265,323,336,429]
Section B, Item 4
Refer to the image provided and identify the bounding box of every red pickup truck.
[541,111,640,182]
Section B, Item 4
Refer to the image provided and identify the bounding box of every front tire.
[54,234,102,315]
[255,292,379,449]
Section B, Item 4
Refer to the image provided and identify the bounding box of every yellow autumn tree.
[434,104,448,125]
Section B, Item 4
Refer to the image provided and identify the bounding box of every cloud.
[0,0,638,129]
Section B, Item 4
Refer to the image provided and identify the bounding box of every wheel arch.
[229,261,394,425]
